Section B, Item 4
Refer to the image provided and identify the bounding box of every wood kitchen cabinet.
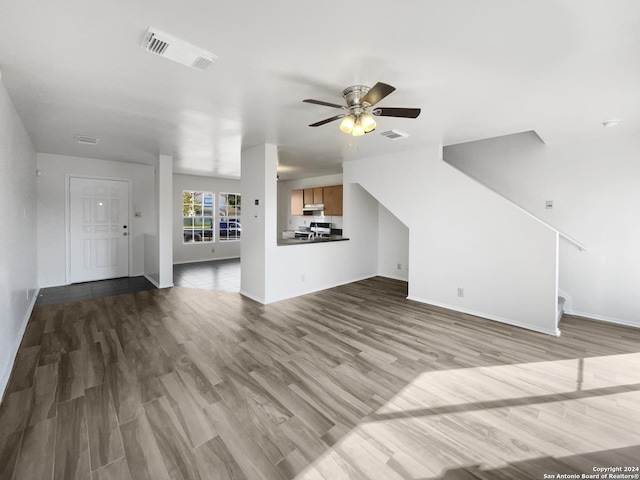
[291,184,343,216]
[291,189,303,215]
[323,184,343,216]
[313,187,323,204]
[303,188,314,205]
[333,185,343,216]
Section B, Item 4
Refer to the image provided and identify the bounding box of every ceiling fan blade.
[309,114,346,127]
[303,99,345,109]
[361,82,396,106]
[373,107,421,118]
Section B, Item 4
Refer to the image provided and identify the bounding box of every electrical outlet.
[301,274,305,282]
[546,200,553,210]
[457,288,464,298]
[397,263,402,270]
[211,248,215,253]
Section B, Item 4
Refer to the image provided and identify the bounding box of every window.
[219,193,241,241]
[183,191,214,243]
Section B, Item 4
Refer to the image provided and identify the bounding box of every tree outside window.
[219,193,241,241]
[183,191,214,243]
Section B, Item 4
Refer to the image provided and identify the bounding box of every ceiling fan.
[303,82,421,136]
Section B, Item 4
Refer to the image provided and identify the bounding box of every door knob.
[123,232,128,236]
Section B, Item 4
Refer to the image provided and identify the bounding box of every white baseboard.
[407,295,561,337]
[378,273,409,282]
[143,273,159,288]
[1,288,40,403]
[563,309,640,329]
[143,274,160,288]
[247,273,378,305]
[558,288,572,312]
[143,273,173,289]
[239,290,265,304]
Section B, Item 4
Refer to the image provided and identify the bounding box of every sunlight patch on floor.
[296,353,640,479]
[376,352,640,414]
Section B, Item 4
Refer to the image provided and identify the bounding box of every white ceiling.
[1,0,638,180]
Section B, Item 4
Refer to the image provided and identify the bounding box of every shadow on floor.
[36,276,155,306]
[35,258,241,306]
[431,444,640,480]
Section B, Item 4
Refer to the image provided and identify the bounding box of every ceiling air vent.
[75,135,99,145]
[379,129,409,140]
[141,28,217,71]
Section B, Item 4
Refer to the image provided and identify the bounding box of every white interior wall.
[444,132,640,326]
[173,173,242,264]
[143,233,160,286]
[36,153,156,287]
[266,183,379,303]
[240,144,270,302]
[157,155,173,288]
[242,144,378,304]
[344,146,560,335]
[378,205,409,281]
[0,77,38,399]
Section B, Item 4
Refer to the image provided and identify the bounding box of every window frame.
[182,190,214,244]
[218,192,241,242]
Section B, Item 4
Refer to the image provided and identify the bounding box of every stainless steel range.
[293,222,331,239]
[311,222,331,237]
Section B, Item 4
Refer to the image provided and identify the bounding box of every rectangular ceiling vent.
[141,28,217,71]
[379,129,409,140]
[75,135,99,145]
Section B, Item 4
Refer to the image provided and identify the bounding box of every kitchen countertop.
[277,235,349,246]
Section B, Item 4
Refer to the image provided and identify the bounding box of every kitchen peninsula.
[279,221,348,245]
[279,180,345,245]
[278,235,348,246]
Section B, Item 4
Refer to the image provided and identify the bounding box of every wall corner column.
[240,143,278,303]
[158,154,173,288]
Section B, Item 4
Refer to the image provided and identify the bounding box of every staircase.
[557,296,565,323]
[343,146,562,336]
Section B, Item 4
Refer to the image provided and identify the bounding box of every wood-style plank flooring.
[1,277,639,479]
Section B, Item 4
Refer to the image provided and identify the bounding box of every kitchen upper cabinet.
[291,189,303,215]
[333,184,343,216]
[303,188,314,205]
[313,187,323,204]
[291,184,343,216]
[323,185,343,216]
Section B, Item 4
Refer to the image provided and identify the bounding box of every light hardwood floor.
[1,277,639,480]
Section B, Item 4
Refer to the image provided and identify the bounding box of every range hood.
[302,204,324,212]
[302,204,324,216]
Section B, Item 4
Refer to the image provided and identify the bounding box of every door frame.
[65,174,133,285]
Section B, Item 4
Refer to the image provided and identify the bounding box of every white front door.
[69,177,129,283]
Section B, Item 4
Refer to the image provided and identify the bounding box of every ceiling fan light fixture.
[361,113,376,133]
[304,82,420,135]
[339,115,355,134]
[351,119,365,137]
